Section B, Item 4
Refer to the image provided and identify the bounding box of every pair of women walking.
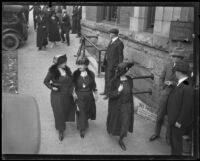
[44,55,97,141]
[44,55,134,151]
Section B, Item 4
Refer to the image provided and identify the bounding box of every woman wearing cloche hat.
[106,62,134,151]
[44,54,76,141]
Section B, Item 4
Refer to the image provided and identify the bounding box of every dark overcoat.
[166,78,194,155]
[76,7,82,34]
[61,14,71,33]
[48,16,61,42]
[106,76,134,137]
[72,6,78,33]
[73,68,97,131]
[103,38,124,93]
[44,65,75,131]
[36,15,48,48]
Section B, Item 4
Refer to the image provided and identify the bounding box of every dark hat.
[116,62,134,77]
[53,54,67,65]
[76,57,90,66]
[109,28,119,35]
[173,61,190,75]
[169,47,186,58]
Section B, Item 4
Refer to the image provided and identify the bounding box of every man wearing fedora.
[149,47,186,143]
[166,61,194,155]
[101,28,124,98]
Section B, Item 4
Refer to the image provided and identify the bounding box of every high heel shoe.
[118,139,126,151]
[80,130,85,139]
[59,131,64,141]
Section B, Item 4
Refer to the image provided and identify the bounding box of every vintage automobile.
[2,5,28,51]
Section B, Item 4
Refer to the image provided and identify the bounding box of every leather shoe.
[80,130,85,139]
[149,134,160,141]
[118,140,126,151]
[103,96,108,100]
[59,131,64,141]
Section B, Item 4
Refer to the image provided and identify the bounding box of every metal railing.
[131,73,154,95]
[76,34,106,77]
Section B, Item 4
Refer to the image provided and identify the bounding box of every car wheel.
[2,33,20,51]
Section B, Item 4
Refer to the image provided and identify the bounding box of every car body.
[2,5,28,51]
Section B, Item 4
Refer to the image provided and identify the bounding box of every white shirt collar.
[112,37,118,43]
[177,77,188,86]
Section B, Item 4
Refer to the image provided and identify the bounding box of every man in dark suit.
[33,5,41,30]
[101,28,124,98]
[76,6,82,38]
[60,10,71,46]
[149,47,186,142]
[167,61,194,155]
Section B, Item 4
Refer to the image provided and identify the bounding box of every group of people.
[149,47,194,155]
[32,5,82,50]
[44,27,194,155]
[43,28,134,151]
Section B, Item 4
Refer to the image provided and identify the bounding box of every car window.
[3,12,18,23]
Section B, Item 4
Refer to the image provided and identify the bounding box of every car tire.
[2,33,20,51]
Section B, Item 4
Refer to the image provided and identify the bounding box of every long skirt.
[106,103,133,137]
[50,92,75,131]
[76,91,96,131]
[37,27,48,48]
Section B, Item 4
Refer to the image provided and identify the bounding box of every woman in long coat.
[60,10,71,46]
[44,54,75,141]
[36,11,48,50]
[106,62,134,151]
[71,6,78,34]
[48,11,61,48]
[73,57,98,138]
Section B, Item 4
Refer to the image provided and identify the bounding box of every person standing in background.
[33,5,41,30]
[60,9,71,46]
[48,11,61,48]
[76,6,82,38]
[101,28,124,98]
[71,6,78,34]
[36,10,48,50]
[166,61,194,155]
[55,5,63,26]
[149,47,186,144]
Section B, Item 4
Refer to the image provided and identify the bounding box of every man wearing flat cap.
[101,28,124,98]
[149,47,186,143]
[166,61,194,155]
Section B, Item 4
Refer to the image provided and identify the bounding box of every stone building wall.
[81,6,194,114]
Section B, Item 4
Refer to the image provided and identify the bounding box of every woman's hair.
[76,57,89,66]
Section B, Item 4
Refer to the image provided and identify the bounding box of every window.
[103,6,118,22]
[145,7,155,33]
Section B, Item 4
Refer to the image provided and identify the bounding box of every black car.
[2,5,28,51]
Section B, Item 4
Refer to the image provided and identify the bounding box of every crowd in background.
[32,5,82,50]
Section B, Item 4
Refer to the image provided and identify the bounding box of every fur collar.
[73,68,95,82]
[49,64,72,80]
